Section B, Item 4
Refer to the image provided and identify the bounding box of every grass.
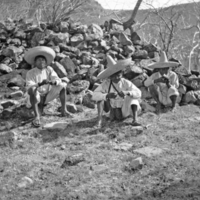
[1,103,200,199]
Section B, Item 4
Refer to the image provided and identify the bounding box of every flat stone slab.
[134,146,163,157]
[43,122,68,130]
[113,142,133,151]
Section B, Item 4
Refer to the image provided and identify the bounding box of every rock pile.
[0,18,159,119]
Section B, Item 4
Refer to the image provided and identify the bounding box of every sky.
[96,0,200,10]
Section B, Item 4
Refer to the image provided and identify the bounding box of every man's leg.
[45,83,72,117]
[148,85,162,114]
[28,87,41,126]
[131,104,141,126]
[97,101,104,127]
[169,94,178,111]
[59,87,73,117]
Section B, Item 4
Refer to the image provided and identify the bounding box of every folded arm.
[92,80,109,101]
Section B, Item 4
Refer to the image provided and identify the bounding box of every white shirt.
[92,78,141,108]
[144,70,179,88]
[26,66,61,95]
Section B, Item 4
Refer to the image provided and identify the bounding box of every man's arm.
[169,72,179,88]
[47,66,62,85]
[144,73,158,87]
[124,80,142,99]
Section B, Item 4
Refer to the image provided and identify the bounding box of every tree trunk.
[123,0,143,31]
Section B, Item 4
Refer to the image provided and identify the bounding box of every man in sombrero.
[92,55,142,128]
[25,46,72,127]
[144,51,180,113]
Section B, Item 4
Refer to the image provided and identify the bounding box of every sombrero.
[97,55,132,79]
[24,46,56,65]
[147,51,179,69]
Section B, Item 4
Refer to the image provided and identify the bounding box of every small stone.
[60,145,66,150]
[134,146,163,157]
[129,157,143,170]
[43,122,68,130]
[22,130,29,135]
[61,153,85,168]
[18,176,33,188]
[113,142,133,151]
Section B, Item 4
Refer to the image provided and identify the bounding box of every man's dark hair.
[111,70,123,77]
[34,55,47,62]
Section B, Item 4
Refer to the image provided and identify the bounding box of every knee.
[169,87,179,96]
[58,82,67,92]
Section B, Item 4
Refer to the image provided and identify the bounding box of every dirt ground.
[1,102,200,200]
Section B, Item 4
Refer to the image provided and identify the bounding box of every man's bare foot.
[171,105,178,113]
[60,111,74,118]
[32,117,41,127]
[94,119,102,129]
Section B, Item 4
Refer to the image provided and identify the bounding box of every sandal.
[131,121,142,127]
[93,120,102,129]
[59,112,74,118]
[32,118,41,128]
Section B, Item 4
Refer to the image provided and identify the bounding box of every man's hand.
[118,91,130,98]
[155,76,169,84]
[50,80,59,85]
[106,92,117,99]
[38,79,49,87]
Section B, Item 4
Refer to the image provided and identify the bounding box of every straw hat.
[147,51,179,69]
[97,55,132,79]
[24,46,56,65]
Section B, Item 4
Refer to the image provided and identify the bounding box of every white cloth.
[144,71,179,106]
[92,78,141,118]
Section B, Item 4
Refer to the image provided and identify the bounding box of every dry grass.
[1,104,200,200]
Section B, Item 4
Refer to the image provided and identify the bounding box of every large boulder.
[85,23,103,41]
[1,46,24,58]
[7,74,25,88]
[59,43,80,55]
[70,33,84,46]
[14,30,26,40]
[60,57,77,75]
[0,64,12,74]
[31,32,46,47]
[48,32,70,45]
[51,62,67,78]
[59,21,69,33]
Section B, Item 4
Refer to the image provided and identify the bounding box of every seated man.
[25,46,72,127]
[144,51,180,113]
[92,55,142,128]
